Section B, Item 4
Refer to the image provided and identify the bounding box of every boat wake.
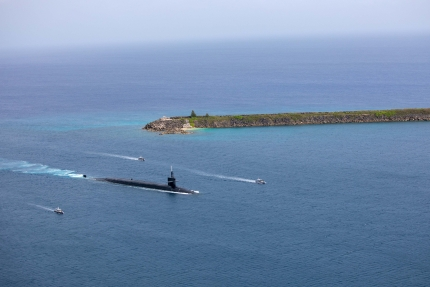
[28,203,54,212]
[88,152,140,161]
[142,187,193,195]
[0,158,85,179]
[184,168,255,183]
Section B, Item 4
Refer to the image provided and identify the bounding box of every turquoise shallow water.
[1,37,430,286]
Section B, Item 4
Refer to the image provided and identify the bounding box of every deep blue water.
[1,36,430,286]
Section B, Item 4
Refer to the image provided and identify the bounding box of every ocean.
[1,36,430,286]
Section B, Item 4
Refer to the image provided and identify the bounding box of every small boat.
[256,178,266,184]
[138,157,145,161]
[54,207,64,214]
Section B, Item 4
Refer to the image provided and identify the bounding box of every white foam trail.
[88,152,139,161]
[183,168,255,183]
[28,203,54,212]
[131,186,191,195]
[0,158,84,179]
[68,173,85,178]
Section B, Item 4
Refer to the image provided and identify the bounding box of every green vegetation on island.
[144,108,430,134]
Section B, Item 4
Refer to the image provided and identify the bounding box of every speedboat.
[54,207,64,214]
[138,156,145,161]
[256,178,266,184]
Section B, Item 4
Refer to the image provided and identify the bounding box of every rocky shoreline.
[143,108,430,134]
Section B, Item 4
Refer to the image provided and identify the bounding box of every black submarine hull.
[95,177,198,194]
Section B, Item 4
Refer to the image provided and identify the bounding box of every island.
[143,108,430,134]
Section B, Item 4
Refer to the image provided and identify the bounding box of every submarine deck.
[95,177,198,194]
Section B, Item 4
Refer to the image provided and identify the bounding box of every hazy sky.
[1,0,429,49]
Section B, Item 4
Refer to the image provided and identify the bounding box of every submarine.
[95,167,199,194]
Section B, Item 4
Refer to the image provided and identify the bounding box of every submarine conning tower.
[167,166,176,188]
